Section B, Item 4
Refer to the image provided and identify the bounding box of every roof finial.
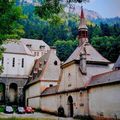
[80,6,85,19]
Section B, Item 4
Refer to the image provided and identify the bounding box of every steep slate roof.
[27,49,61,85]
[41,85,58,96]
[64,43,110,65]
[21,38,50,51]
[3,42,33,56]
[88,70,120,87]
[113,55,120,69]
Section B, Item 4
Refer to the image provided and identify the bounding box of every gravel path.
[0,112,74,120]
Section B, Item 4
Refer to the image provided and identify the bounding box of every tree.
[0,0,24,41]
[35,0,62,19]
[0,0,24,73]
[54,40,78,61]
[91,36,120,62]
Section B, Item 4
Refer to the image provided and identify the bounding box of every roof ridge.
[38,50,52,80]
[86,70,120,87]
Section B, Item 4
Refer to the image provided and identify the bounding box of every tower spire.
[78,6,88,46]
[80,6,85,19]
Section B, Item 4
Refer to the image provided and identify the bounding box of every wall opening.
[0,83,5,104]
[9,83,18,105]
[68,95,74,117]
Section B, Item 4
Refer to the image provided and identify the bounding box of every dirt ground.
[0,112,74,120]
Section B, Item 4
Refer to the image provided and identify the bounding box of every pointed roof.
[64,43,110,65]
[80,6,85,19]
[21,38,50,51]
[27,49,61,85]
[88,70,120,87]
[113,55,120,69]
[63,6,110,66]
[79,6,87,30]
[41,85,58,96]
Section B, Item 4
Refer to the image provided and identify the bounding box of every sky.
[80,0,120,18]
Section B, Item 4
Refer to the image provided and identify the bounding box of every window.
[49,84,53,87]
[79,31,88,38]
[26,44,32,48]
[54,60,58,65]
[12,58,15,67]
[34,52,36,56]
[1,57,4,65]
[44,60,47,64]
[37,52,39,56]
[22,58,24,68]
[40,45,45,50]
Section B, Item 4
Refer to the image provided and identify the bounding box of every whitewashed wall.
[1,53,34,76]
[26,81,58,108]
[40,91,88,117]
[41,95,58,114]
[89,84,120,119]
[25,82,41,107]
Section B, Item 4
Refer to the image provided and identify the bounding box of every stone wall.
[0,77,27,105]
[89,83,120,119]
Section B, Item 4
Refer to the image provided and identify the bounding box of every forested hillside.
[17,1,120,62]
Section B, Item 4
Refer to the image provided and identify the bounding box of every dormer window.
[44,60,47,64]
[26,44,32,48]
[40,45,45,50]
[34,52,36,56]
[54,60,58,65]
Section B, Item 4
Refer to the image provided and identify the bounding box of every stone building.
[88,69,120,119]
[25,47,61,108]
[21,38,50,59]
[0,39,50,105]
[38,6,113,117]
[25,7,120,120]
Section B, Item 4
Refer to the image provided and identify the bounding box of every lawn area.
[0,106,4,112]
[0,118,55,120]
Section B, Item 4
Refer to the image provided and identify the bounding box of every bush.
[34,108,41,112]
[0,105,5,112]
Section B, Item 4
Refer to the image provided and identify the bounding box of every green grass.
[0,118,55,120]
[0,106,4,112]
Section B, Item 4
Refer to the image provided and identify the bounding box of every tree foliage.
[35,0,62,20]
[54,40,78,61]
[18,1,120,62]
[0,0,24,41]
[0,0,24,73]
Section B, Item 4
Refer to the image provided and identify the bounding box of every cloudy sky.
[82,0,120,18]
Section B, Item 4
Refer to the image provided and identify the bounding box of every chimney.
[50,46,57,54]
[79,48,87,75]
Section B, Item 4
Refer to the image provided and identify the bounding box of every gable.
[64,43,110,66]
[41,50,61,81]
[58,64,85,92]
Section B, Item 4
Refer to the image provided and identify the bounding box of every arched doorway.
[9,83,18,105]
[0,83,5,104]
[68,96,74,117]
[58,106,64,117]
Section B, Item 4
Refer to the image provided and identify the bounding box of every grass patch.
[0,117,55,120]
[0,106,4,112]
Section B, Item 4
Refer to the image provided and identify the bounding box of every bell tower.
[78,6,88,46]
